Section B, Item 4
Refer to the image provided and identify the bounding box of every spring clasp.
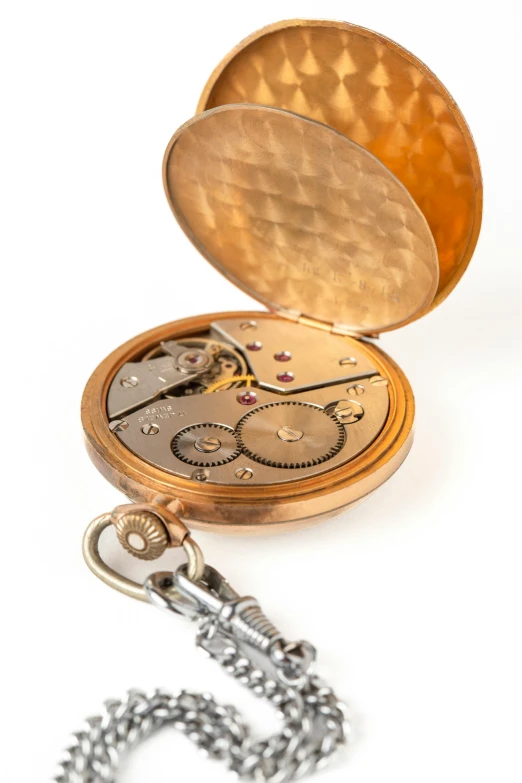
[146,566,316,686]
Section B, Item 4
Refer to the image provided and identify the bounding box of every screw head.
[192,468,210,482]
[339,357,357,367]
[370,375,389,387]
[277,425,304,442]
[347,384,365,396]
[327,400,364,424]
[194,436,222,453]
[120,376,139,388]
[109,419,129,432]
[141,423,160,435]
[235,467,254,480]
[240,321,258,331]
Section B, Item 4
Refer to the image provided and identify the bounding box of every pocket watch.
[82,19,482,535]
[60,19,482,781]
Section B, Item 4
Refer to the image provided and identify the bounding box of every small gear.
[237,402,346,469]
[172,423,240,467]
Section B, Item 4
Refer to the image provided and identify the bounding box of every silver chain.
[54,565,349,782]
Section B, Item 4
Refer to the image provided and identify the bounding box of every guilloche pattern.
[164,105,439,333]
[200,21,482,311]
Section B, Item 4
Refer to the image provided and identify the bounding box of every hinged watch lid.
[196,19,483,329]
[164,104,438,334]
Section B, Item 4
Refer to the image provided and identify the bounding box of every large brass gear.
[237,402,346,469]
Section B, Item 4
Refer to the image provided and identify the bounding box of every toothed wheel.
[237,402,346,469]
[172,423,240,467]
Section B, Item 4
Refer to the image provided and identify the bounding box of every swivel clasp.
[146,566,316,686]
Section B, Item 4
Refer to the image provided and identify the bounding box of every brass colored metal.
[236,402,346,468]
[329,400,365,424]
[81,311,414,534]
[164,105,438,335]
[198,19,482,320]
[150,496,189,547]
[111,500,190,551]
[81,21,479,538]
[83,513,204,602]
[113,508,169,560]
[204,374,257,393]
[211,317,378,393]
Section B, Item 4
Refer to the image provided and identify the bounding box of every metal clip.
[145,566,316,686]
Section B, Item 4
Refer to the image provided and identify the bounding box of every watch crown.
[113,510,168,560]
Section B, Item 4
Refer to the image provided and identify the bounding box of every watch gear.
[204,374,257,394]
[172,423,241,467]
[237,402,346,469]
[105,318,391,487]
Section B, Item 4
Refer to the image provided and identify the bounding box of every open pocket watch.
[60,19,482,782]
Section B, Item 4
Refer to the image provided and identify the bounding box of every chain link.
[54,642,348,782]
[54,624,348,781]
[57,545,349,781]
[55,653,348,781]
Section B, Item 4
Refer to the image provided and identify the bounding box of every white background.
[1,1,522,781]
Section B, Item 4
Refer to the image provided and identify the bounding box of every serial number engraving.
[137,406,187,423]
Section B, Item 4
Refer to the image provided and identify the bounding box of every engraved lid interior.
[163,104,439,334]
[198,19,483,322]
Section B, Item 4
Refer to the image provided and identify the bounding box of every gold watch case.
[199,18,483,313]
[81,19,482,535]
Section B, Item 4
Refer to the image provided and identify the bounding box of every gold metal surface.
[212,317,378,392]
[81,311,414,533]
[82,513,204,602]
[164,105,438,334]
[236,402,346,468]
[198,19,482,319]
[111,498,190,553]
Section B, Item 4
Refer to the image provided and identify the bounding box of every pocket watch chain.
[55,503,348,781]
